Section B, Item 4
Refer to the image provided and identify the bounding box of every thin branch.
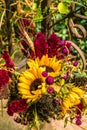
[74,13,87,19]
[48,7,83,30]
[15,58,27,70]
[0,9,5,30]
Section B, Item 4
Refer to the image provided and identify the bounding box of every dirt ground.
[0,99,87,130]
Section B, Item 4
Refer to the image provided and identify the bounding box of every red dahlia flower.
[34,32,48,58]
[47,33,71,58]
[76,103,83,115]
[7,99,28,116]
[47,32,61,58]
[29,32,72,59]
[0,69,9,90]
[1,51,15,70]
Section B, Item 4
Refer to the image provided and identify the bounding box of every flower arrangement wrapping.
[0,32,87,130]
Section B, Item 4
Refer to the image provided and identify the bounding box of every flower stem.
[34,104,40,130]
[0,99,3,117]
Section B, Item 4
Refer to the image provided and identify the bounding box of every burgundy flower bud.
[42,71,48,77]
[56,98,61,104]
[46,76,54,85]
[47,87,54,94]
[0,70,9,89]
[1,50,15,69]
[76,118,82,125]
[33,32,48,58]
[76,103,83,115]
[61,40,65,46]
[62,47,68,54]
[66,41,71,48]
[73,61,78,66]
[76,116,81,120]
[7,109,13,116]
[14,117,21,123]
[63,75,68,80]
[23,121,28,125]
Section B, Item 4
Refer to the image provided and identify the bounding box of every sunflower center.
[46,66,54,72]
[41,65,54,72]
[30,78,42,91]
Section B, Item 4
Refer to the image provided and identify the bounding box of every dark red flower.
[47,87,54,94]
[73,61,78,66]
[20,18,36,37]
[56,98,61,104]
[42,71,48,77]
[21,18,36,29]
[33,32,48,58]
[27,32,71,59]
[48,32,61,48]
[1,51,15,70]
[21,40,29,50]
[0,69,9,90]
[46,76,54,85]
[47,32,61,57]
[66,41,71,50]
[14,117,21,123]
[76,103,83,115]
[22,18,31,27]
[62,42,71,55]
[47,32,71,58]
[62,47,68,55]
[7,99,28,116]
[76,118,82,125]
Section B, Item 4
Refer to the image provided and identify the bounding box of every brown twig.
[68,18,83,39]
[15,58,27,70]
[74,13,87,19]
[48,7,83,30]
[74,24,87,38]
[66,41,86,70]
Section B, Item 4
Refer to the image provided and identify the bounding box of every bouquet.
[0,32,87,130]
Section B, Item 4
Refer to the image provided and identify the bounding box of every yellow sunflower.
[27,54,62,77]
[18,66,46,103]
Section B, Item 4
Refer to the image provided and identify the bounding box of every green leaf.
[11,50,18,60]
[73,72,87,77]
[33,8,43,22]
[84,11,87,16]
[58,2,69,14]
[63,0,71,3]
[64,117,68,127]
[32,3,37,10]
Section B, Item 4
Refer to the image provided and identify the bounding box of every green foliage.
[73,72,87,77]
[0,0,87,60]
[33,8,43,22]
[64,116,69,127]
[63,0,71,3]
